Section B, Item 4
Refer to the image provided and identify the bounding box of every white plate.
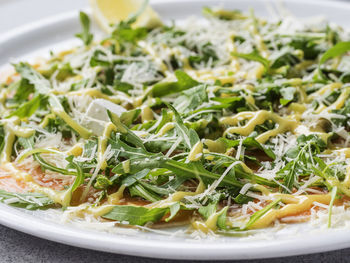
[1,0,350,260]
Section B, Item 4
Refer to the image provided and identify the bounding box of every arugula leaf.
[234,193,253,204]
[278,134,326,192]
[210,96,246,111]
[138,181,171,196]
[94,175,113,189]
[112,156,165,174]
[0,190,54,210]
[245,198,281,229]
[152,70,199,97]
[113,26,148,43]
[90,50,111,67]
[331,97,350,128]
[231,51,270,72]
[269,47,300,69]
[162,160,243,188]
[75,11,93,46]
[129,183,161,202]
[41,62,74,81]
[278,161,298,192]
[65,156,85,193]
[165,202,181,222]
[288,35,325,60]
[173,85,208,113]
[188,43,218,69]
[57,155,86,207]
[7,94,44,119]
[318,41,350,78]
[291,134,326,156]
[0,125,5,155]
[113,80,134,95]
[198,202,218,220]
[109,134,153,160]
[319,41,350,65]
[139,174,188,196]
[198,194,221,219]
[312,157,350,197]
[13,62,51,94]
[222,137,276,159]
[216,206,229,229]
[102,205,168,225]
[205,152,277,187]
[107,110,145,149]
[121,169,150,186]
[279,87,296,106]
[166,102,199,149]
[120,109,141,126]
[11,79,34,104]
[36,154,72,175]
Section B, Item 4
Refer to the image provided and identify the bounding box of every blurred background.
[0,0,86,32]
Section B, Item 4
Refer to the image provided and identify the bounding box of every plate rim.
[1,0,350,260]
[1,203,350,260]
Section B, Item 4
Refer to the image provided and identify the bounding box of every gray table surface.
[1,0,350,262]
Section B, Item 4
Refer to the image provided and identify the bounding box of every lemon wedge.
[89,0,162,33]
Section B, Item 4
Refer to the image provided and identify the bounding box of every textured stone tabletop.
[0,0,350,262]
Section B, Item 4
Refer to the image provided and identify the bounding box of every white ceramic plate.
[1,0,350,260]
